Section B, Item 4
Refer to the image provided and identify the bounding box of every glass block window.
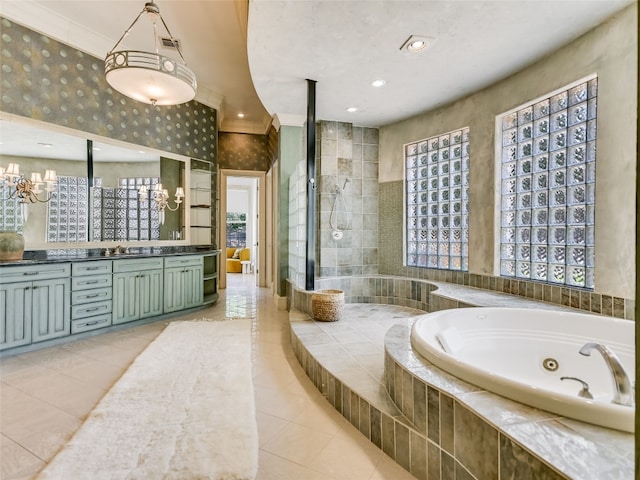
[47,175,89,242]
[0,184,24,234]
[90,177,160,241]
[405,127,470,270]
[499,78,596,288]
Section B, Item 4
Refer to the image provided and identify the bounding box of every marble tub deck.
[289,304,634,480]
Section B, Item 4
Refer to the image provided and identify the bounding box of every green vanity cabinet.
[112,258,164,325]
[0,263,71,350]
[163,256,204,313]
[71,260,113,334]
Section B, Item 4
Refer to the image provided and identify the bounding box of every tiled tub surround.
[399,265,635,321]
[287,276,634,479]
[385,325,633,480]
[410,307,634,432]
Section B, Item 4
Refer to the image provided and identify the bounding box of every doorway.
[219,169,267,289]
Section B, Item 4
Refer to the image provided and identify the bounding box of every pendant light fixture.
[105,2,197,106]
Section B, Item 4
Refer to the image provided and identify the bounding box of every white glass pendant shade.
[105,51,196,105]
[104,2,197,106]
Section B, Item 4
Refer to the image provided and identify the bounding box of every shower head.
[342,177,351,190]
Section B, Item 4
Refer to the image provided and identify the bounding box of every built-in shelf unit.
[202,253,219,305]
[190,159,215,246]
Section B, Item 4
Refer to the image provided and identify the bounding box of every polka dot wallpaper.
[218,131,274,171]
[0,17,217,164]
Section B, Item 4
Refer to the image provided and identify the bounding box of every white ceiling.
[0,0,634,137]
[248,0,633,128]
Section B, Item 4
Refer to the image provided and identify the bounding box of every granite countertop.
[0,246,221,266]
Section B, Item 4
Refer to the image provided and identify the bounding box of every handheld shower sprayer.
[336,177,351,193]
[330,177,351,238]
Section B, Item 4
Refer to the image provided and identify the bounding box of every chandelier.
[105,2,197,106]
[138,183,184,225]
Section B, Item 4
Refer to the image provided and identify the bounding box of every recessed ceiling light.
[37,142,53,148]
[138,150,145,154]
[346,107,358,113]
[371,79,386,88]
[400,35,434,53]
[237,113,245,118]
[93,147,101,151]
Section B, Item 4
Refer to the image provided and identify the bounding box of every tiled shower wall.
[317,122,379,277]
[288,160,307,289]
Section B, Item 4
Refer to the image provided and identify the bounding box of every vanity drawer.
[71,274,112,291]
[71,300,112,320]
[71,313,112,334]
[0,263,70,283]
[113,258,164,273]
[72,260,112,276]
[71,287,112,305]
[164,256,203,268]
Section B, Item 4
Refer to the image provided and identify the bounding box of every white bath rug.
[37,319,258,480]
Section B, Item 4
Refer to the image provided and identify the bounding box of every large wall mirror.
[0,114,189,248]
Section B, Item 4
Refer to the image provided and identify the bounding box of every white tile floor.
[1,273,415,480]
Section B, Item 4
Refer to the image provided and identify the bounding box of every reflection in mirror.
[92,144,185,242]
[0,116,186,245]
[0,121,87,242]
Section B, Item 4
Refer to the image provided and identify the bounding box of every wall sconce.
[0,163,58,222]
[138,183,184,225]
[0,163,58,202]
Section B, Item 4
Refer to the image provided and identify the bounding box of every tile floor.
[1,273,416,480]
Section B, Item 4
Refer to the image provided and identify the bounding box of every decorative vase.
[0,230,25,261]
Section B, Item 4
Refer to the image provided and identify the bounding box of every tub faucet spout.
[579,342,633,406]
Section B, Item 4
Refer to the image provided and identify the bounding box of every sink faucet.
[579,342,633,406]
[113,245,129,255]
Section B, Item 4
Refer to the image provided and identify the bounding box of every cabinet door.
[31,278,71,343]
[163,267,185,313]
[184,265,204,309]
[113,272,139,325]
[139,269,163,319]
[0,281,32,350]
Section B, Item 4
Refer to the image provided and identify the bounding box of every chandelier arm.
[165,203,181,212]
[156,14,188,65]
[107,7,148,55]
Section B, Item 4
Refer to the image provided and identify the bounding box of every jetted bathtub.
[410,307,635,432]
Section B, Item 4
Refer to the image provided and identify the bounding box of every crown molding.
[0,0,112,57]
[272,114,306,131]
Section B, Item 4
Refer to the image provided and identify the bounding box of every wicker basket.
[311,289,345,322]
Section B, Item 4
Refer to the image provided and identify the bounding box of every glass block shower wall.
[288,160,307,289]
[405,128,470,270]
[499,77,597,288]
